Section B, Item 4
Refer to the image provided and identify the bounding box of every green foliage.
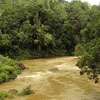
[0,0,91,58]
[0,0,68,58]
[0,92,9,100]
[74,43,85,56]
[77,38,100,83]
[0,55,21,83]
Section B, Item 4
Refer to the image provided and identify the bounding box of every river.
[0,57,100,100]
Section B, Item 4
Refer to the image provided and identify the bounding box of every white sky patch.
[65,0,100,5]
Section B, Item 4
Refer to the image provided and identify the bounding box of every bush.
[74,43,86,56]
[0,55,22,84]
[0,92,9,100]
[77,38,100,83]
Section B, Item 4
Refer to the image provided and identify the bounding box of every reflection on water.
[0,57,100,100]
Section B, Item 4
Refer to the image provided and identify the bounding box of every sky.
[65,0,100,5]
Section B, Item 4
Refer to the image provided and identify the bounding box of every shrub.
[74,43,86,56]
[0,55,22,84]
[77,38,100,83]
[0,92,9,100]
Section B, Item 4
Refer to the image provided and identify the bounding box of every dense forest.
[0,0,100,83]
[0,0,91,58]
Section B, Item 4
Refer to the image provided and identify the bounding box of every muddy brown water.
[0,56,100,100]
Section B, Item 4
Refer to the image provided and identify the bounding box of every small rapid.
[17,71,54,80]
[17,62,80,80]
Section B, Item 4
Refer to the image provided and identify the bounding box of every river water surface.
[0,57,100,100]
